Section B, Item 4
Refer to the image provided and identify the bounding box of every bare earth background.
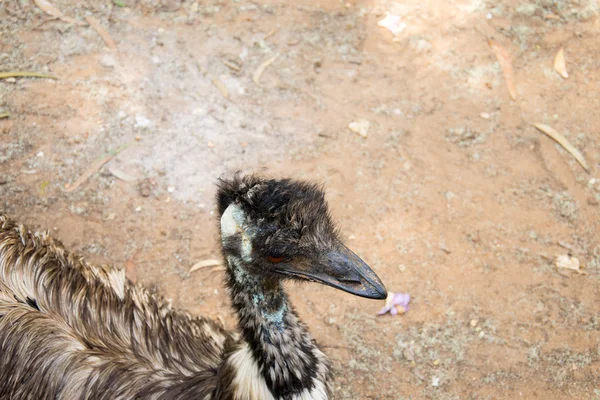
[1,0,600,398]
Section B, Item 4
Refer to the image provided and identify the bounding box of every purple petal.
[392,293,411,310]
[376,291,411,316]
[377,305,391,315]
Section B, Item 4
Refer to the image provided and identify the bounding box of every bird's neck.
[223,256,330,399]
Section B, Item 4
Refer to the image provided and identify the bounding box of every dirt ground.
[1,0,600,398]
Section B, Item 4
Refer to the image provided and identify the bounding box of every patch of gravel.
[552,191,578,222]
[446,127,486,147]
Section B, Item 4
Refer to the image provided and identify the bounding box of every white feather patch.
[221,204,244,238]
[106,268,126,300]
[228,343,329,400]
[221,204,253,262]
[229,343,275,400]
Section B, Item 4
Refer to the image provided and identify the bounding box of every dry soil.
[1,0,600,398]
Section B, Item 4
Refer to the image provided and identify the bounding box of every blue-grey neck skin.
[227,253,289,332]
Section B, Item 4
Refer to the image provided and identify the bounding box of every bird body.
[0,175,386,399]
[0,214,231,399]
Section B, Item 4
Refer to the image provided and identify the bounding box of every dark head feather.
[217,174,340,260]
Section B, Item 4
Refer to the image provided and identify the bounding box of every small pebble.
[134,115,152,129]
[167,186,175,193]
[134,206,142,213]
[100,54,116,68]
[403,348,415,361]
[470,319,478,327]
[36,151,44,157]
[138,178,155,197]
[348,119,370,138]
[480,112,491,119]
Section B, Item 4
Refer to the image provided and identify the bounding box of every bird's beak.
[275,242,387,300]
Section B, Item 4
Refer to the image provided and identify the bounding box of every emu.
[0,175,386,399]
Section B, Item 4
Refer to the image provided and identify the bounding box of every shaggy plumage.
[0,175,386,399]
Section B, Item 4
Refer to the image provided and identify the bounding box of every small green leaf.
[40,181,50,196]
[113,0,125,7]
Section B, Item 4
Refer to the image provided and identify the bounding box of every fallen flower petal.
[378,291,410,315]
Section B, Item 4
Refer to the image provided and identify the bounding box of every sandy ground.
[2,0,600,398]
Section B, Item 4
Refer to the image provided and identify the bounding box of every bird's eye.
[267,255,285,263]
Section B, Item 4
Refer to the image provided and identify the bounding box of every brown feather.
[0,214,234,399]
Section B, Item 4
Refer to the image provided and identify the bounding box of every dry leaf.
[34,0,85,25]
[252,54,279,86]
[0,72,57,80]
[64,155,113,193]
[85,16,117,49]
[533,123,589,172]
[554,47,568,79]
[221,58,242,72]
[556,254,586,274]
[263,27,278,40]
[210,76,229,99]
[488,39,517,100]
[377,14,406,36]
[34,0,64,18]
[108,167,137,182]
[190,259,222,273]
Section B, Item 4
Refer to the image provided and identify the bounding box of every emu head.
[217,175,387,300]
